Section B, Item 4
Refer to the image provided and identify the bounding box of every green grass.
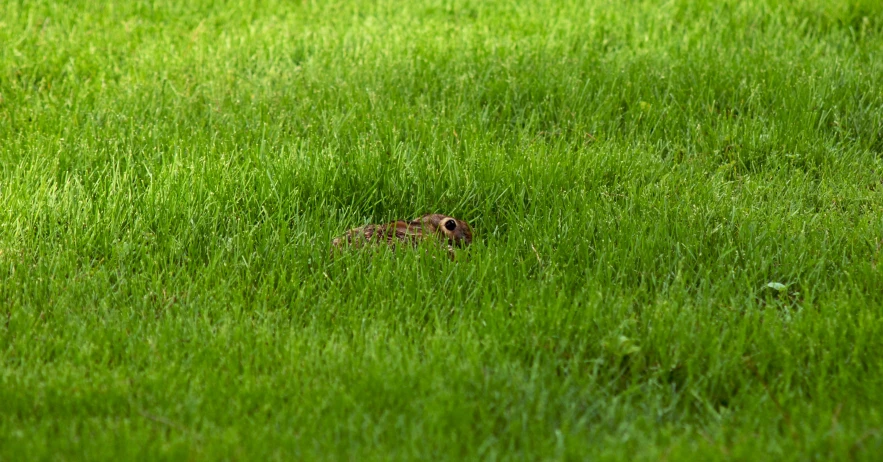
[2,0,883,459]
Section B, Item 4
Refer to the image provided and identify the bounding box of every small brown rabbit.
[331,214,473,257]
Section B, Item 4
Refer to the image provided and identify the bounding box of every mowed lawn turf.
[2,0,883,460]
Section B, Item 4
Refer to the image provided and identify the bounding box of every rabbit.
[331,214,473,257]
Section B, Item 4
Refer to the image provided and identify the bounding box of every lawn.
[2,0,883,460]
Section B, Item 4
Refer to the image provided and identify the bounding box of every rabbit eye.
[444,220,457,231]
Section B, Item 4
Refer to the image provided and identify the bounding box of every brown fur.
[331,214,473,255]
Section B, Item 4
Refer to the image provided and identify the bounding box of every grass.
[2,0,883,459]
